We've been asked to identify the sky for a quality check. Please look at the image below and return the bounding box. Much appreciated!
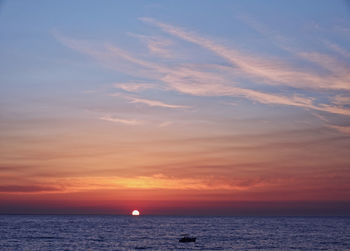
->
[1,0,350,215]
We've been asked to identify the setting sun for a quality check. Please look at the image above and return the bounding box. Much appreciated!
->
[132,210,140,216]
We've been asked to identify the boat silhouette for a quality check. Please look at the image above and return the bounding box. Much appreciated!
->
[179,234,196,243]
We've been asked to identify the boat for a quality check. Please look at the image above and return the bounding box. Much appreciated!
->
[179,234,196,243]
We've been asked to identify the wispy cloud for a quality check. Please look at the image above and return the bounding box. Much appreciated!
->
[325,41,350,59]
[110,92,189,109]
[104,45,322,111]
[331,95,350,106]
[108,174,267,191]
[144,17,350,90]
[100,115,142,125]
[234,16,350,91]
[114,82,158,92]
[159,121,173,128]
[127,96,189,109]
[327,125,350,135]
[47,174,269,191]
[0,185,62,193]
[55,19,350,116]
[138,18,350,114]
[128,33,174,58]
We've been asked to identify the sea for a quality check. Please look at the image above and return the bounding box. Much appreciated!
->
[0,215,349,250]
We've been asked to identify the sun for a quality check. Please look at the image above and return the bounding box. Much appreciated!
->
[132,209,140,216]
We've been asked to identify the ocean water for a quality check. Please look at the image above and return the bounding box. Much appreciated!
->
[0,215,349,250]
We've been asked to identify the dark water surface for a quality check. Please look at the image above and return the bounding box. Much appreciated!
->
[0,215,349,250]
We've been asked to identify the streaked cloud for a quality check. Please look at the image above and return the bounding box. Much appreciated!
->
[114,82,158,92]
[108,174,261,191]
[110,91,189,109]
[127,96,189,109]
[99,115,142,125]
[128,33,174,58]
[228,16,350,91]
[325,41,350,59]
[159,121,173,128]
[331,95,350,106]
[56,19,350,117]
[143,18,349,90]
[328,125,350,135]
[0,185,62,193]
